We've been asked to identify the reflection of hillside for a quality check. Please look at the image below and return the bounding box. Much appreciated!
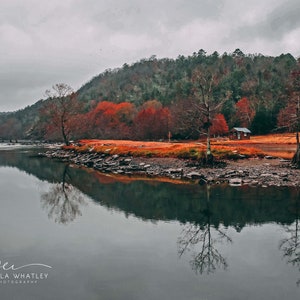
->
[73,177,299,229]
[0,149,67,182]
[0,149,299,228]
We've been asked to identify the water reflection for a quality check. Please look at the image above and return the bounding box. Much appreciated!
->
[0,148,298,228]
[279,189,300,285]
[178,185,232,274]
[40,165,86,224]
[1,148,300,300]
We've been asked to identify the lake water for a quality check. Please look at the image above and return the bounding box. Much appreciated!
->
[0,146,299,300]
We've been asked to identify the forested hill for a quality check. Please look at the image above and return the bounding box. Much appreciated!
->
[0,49,299,140]
[78,49,298,135]
[78,50,296,107]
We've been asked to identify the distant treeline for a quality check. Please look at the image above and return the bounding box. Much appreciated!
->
[0,49,299,141]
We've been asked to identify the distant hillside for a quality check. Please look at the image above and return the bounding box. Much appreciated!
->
[78,50,296,106]
[0,99,46,140]
[0,49,298,140]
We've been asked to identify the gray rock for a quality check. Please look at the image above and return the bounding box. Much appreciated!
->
[166,168,183,174]
[119,158,132,166]
[186,172,205,179]
[260,173,273,177]
[229,178,242,186]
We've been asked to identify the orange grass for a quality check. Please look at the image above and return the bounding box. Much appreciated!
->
[66,139,206,158]
[214,133,297,145]
[63,133,297,159]
[213,133,297,159]
[261,151,294,159]
[64,139,266,159]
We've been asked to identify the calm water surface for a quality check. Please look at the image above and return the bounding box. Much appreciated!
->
[0,146,299,300]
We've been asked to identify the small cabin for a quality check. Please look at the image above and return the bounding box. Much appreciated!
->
[230,127,251,140]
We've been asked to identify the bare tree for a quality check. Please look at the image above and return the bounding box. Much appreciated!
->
[41,83,82,145]
[191,66,230,164]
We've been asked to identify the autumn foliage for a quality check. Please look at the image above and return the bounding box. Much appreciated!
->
[56,99,172,141]
[133,106,171,140]
[84,101,136,139]
[210,114,229,136]
[235,97,255,128]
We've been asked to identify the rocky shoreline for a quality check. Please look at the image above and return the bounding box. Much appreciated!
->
[41,149,300,187]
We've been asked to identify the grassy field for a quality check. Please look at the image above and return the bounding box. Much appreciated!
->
[65,133,297,160]
[216,133,297,159]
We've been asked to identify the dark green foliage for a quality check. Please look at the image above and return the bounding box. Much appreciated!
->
[77,51,297,109]
[251,109,276,134]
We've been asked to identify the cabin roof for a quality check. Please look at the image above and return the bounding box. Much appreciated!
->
[232,127,251,133]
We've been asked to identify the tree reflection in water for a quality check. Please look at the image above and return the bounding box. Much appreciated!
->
[40,165,86,224]
[178,185,232,274]
[279,188,300,286]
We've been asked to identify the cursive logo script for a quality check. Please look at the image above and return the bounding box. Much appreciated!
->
[0,260,52,271]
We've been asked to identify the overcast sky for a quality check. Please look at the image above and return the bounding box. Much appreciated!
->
[1,0,299,111]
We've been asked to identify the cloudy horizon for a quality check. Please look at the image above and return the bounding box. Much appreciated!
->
[1,0,299,112]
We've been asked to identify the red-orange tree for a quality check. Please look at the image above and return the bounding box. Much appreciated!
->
[85,101,136,139]
[133,100,171,140]
[210,113,229,136]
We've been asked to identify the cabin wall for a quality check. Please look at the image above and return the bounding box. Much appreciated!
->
[229,131,251,140]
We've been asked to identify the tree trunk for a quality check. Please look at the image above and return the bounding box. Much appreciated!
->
[206,126,214,165]
[292,131,300,168]
[205,104,214,165]
[61,120,69,146]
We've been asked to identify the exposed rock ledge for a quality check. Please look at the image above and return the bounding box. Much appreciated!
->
[40,149,300,187]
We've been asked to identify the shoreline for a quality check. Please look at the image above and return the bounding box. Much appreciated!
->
[41,149,300,187]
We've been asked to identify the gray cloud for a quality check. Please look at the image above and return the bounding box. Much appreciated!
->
[267,0,300,37]
[0,0,299,111]
[227,0,300,44]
